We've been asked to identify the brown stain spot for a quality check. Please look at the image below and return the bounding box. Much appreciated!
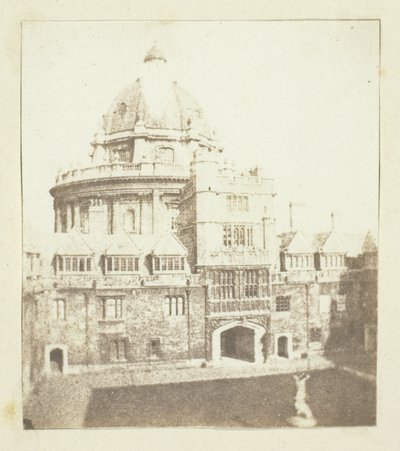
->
[3,402,17,424]
[379,68,386,77]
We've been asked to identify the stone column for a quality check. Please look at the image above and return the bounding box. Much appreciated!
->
[66,203,73,231]
[74,203,80,231]
[112,201,120,234]
[139,199,143,235]
[55,203,62,233]
[107,200,113,234]
[152,189,160,234]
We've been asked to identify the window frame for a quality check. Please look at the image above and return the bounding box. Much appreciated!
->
[52,299,66,320]
[110,338,127,361]
[164,295,186,316]
[153,256,185,273]
[56,255,93,273]
[276,295,291,312]
[102,297,124,320]
[105,255,139,273]
[244,269,259,298]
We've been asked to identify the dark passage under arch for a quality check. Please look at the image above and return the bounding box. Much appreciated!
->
[220,326,255,362]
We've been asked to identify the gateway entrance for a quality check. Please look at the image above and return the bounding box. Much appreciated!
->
[212,321,265,363]
[220,326,255,362]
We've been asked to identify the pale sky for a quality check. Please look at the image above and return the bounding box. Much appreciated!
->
[22,21,379,240]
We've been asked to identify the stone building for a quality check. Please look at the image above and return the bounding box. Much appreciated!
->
[22,45,377,385]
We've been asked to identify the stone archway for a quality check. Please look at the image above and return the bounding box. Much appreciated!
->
[212,321,265,364]
[274,333,293,359]
[277,336,288,358]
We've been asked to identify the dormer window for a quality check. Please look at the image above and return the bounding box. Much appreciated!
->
[286,254,313,270]
[105,256,139,273]
[56,255,93,273]
[152,256,185,273]
[321,254,345,269]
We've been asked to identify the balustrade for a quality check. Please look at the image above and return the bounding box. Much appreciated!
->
[55,162,188,185]
[208,298,270,316]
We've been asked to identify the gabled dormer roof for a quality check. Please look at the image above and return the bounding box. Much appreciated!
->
[104,229,141,255]
[151,232,187,256]
[315,230,347,254]
[54,229,94,255]
[279,231,314,254]
[312,232,331,250]
[279,231,296,250]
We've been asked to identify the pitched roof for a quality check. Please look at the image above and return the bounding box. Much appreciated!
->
[104,230,141,255]
[279,231,314,253]
[279,232,297,250]
[312,232,331,250]
[54,230,94,255]
[311,230,348,254]
[341,233,366,257]
[151,232,187,256]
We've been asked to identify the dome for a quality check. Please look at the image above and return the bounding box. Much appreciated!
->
[102,47,212,139]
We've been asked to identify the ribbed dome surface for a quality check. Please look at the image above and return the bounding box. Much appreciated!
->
[103,78,212,139]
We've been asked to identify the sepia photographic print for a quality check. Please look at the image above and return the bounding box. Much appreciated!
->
[21,20,379,430]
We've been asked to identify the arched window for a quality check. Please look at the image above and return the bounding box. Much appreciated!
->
[170,297,177,315]
[124,209,136,233]
[177,296,185,315]
[164,296,185,316]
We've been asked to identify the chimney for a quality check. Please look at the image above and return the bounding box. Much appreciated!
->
[330,212,335,231]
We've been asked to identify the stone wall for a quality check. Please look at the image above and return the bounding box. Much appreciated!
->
[24,284,206,379]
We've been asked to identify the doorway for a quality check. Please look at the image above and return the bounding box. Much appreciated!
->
[49,348,64,373]
[277,336,289,358]
[220,326,255,362]
[212,321,266,363]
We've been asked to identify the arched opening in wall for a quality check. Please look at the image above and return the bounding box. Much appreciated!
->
[49,348,63,374]
[277,336,289,358]
[124,209,136,233]
[212,321,265,364]
[220,326,255,362]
